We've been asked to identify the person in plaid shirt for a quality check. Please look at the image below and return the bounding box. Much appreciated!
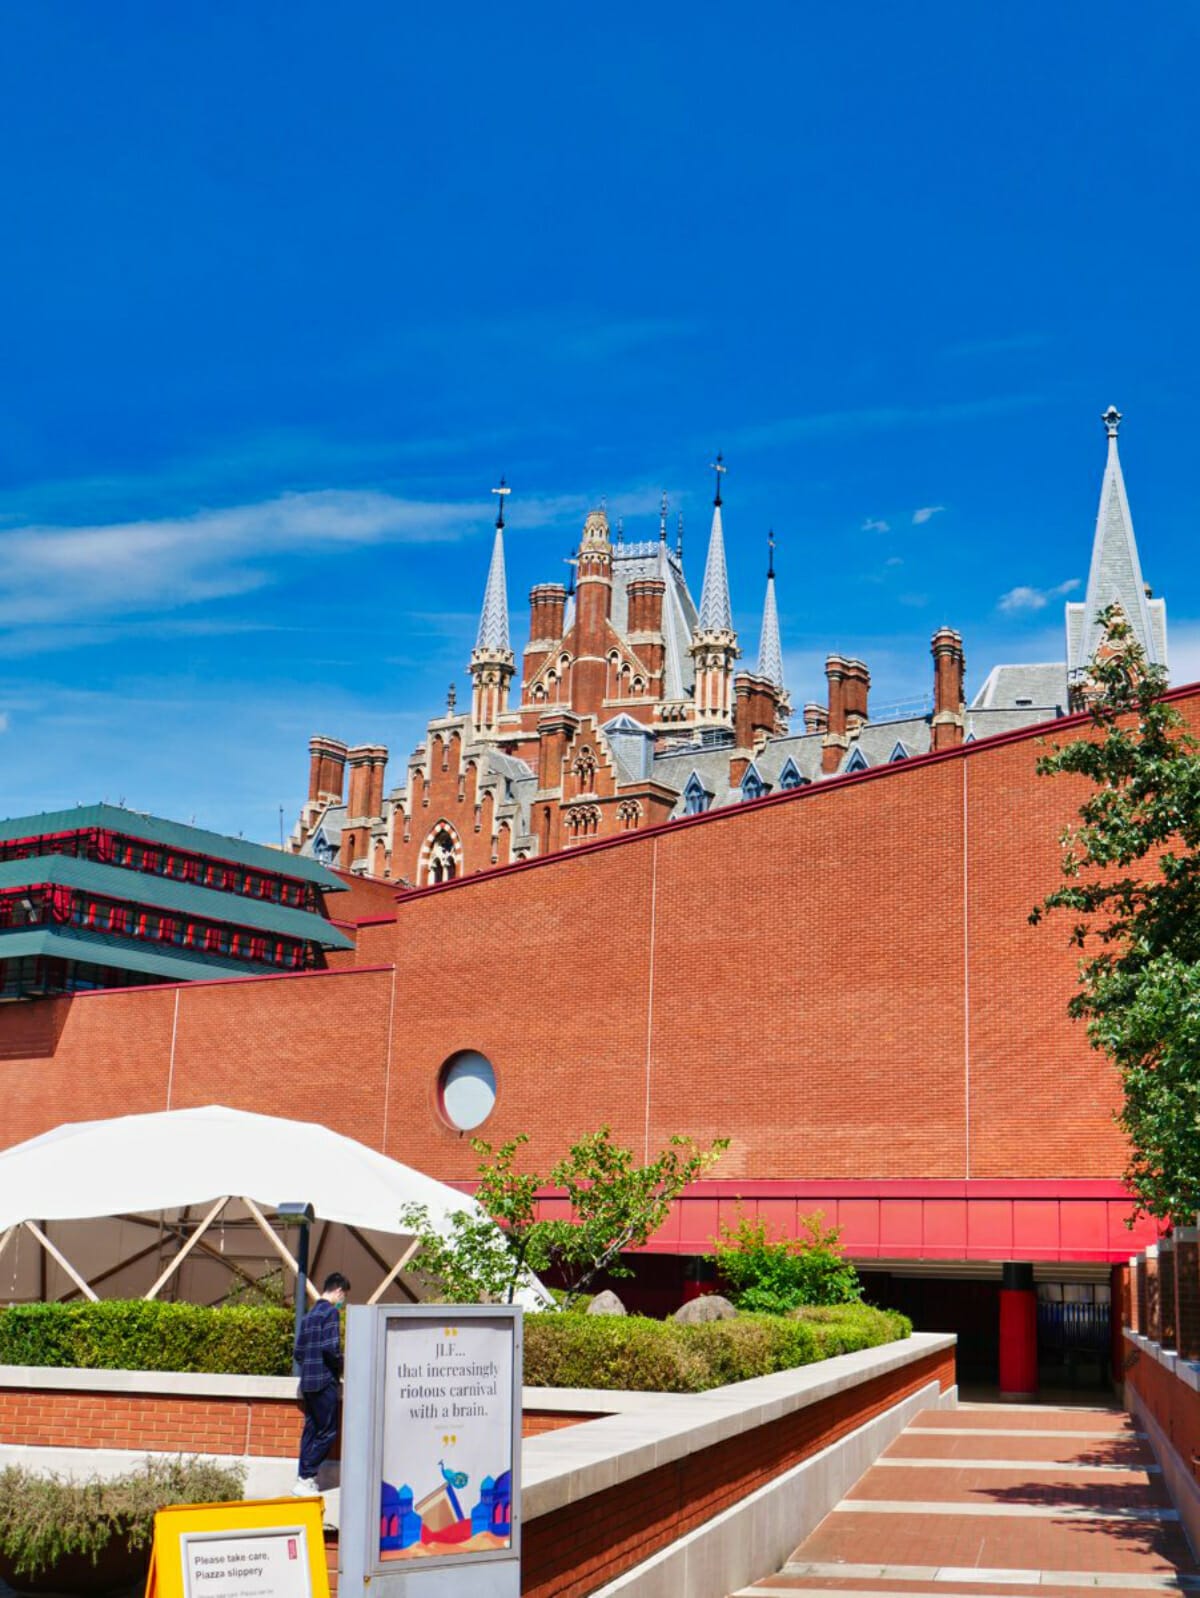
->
[293,1271,350,1494]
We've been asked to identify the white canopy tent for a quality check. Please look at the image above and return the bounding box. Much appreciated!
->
[0,1106,549,1310]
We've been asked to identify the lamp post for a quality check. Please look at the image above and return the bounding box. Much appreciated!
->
[278,1202,315,1376]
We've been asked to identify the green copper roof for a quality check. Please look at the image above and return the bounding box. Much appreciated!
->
[0,804,345,892]
[0,927,277,984]
[0,856,353,950]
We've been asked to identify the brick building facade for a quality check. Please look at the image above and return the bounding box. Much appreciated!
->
[288,408,1167,889]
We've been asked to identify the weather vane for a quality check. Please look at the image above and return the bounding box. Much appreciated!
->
[711,451,726,506]
[768,528,775,579]
[491,475,511,528]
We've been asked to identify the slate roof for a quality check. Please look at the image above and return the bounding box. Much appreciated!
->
[0,804,344,891]
[474,523,511,653]
[0,855,353,949]
[696,503,734,634]
[1066,416,1161,678]
[970,662,1069,711]
[0,926,276,983]
[757,572,785,688]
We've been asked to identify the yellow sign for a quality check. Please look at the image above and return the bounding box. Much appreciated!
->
[144,1497,330,1598]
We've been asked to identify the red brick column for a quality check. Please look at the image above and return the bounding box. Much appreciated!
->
[1175,1226,1200,1362]
[1129,1255,1143,1334]
[1134,1253,1148,1334]
[1159,1237,1177,1351]
[1145,1246,1162,1344]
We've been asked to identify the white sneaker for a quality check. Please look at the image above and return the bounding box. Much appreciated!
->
[293,1476,320,1496]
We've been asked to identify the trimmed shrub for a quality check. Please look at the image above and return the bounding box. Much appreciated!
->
[0,1457,245,1578]
[525,1303,907,1392]
[0,1302,294,1376]
[711,1211,864,1312]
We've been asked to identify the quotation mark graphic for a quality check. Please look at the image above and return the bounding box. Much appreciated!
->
[441,1433,458,1446]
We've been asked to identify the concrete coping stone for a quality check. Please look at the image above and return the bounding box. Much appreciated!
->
[521,1331,954,1522]
[1125,1329,1200,1393]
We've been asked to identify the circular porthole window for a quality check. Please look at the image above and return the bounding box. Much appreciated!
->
[438,1051,497,1131]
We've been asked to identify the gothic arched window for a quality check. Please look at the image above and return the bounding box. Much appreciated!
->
[426,828,458,884]
[740,765,768,801]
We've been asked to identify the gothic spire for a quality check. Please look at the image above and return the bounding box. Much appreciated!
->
[757,530,785,688]
[474,478,511,652]
[1066,407,1161,678]
[696,457,734,634]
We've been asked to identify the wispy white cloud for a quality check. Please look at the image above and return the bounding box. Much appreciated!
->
[998,577,1081,613]
[942,333,1048,360]
[862,517,891,533]
[885,556,904,567]
[733,392,1046,450]
[0,713,9,733]
[911,505,945,525]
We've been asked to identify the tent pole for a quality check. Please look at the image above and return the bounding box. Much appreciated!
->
[242,1198,318,1303]
[22,1221,98,1302]
[367,1239,422,1305]
[144,1196,230,1301]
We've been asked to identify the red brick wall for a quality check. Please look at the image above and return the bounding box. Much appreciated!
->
[0,1386,595,1456]
[1124,1336,1200,1485]
[0,1388,302,1457]
[5,696,1199,1187]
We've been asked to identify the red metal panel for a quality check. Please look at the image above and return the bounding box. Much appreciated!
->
[879,1199,924,1257]
[834,1199,880,1256]
[1012,1199,1061,1259]
[676,1196,721,1254]
[966,1199,1014,1256]
[754,1197,799,1239]
[920,1200,968,1259]
[1059,1200,1110,1257]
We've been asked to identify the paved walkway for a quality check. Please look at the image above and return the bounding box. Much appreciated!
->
[733,1402,1199,1597]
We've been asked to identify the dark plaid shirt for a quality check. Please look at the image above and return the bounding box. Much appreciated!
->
[294,1298,343,1392]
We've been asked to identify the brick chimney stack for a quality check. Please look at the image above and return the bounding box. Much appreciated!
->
[573,510,614,718]
[308,736,348,805]
[523,583,567,697]
[803,702,828,735]
[821,656,869,774]
[930,627,966,752]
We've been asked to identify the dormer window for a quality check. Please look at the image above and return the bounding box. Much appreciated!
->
[778,759,805,792]
[740,765,768,801]
[844,747,869,773]
[889,741,909,763]
[683,772,712,815]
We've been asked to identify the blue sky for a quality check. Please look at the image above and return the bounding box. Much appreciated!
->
[1,4,1197,839]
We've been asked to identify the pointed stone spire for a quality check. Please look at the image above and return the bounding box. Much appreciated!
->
[659,491,668,543]
[474,478,511,652]
[756,530,785,688]
[697,456,734,634]
[1066,407,1163,686]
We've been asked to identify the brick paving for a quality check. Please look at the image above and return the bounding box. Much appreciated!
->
[733,1403,1199,1598]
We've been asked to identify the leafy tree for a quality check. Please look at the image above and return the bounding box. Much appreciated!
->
[709,1209,863,1313]
[401,1126,727,1308]
[1031,604,1200,1220]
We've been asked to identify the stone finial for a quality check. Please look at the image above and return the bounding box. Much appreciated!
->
[1103,405,1122,439]
[446,682,457,712]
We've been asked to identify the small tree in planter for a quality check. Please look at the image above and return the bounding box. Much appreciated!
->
[401,1125,727,1308]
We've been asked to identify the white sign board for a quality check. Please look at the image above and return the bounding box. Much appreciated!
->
[378,1315,515,1564]
[340,1305,522,1596]
[183,1528,313,1597]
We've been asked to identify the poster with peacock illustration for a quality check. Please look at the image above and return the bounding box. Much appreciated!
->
[377,1315,516,1562]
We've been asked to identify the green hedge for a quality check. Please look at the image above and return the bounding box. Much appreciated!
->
[0,1301,293,1376]
[524,1303,910,1393]
[0,1299,909,1391]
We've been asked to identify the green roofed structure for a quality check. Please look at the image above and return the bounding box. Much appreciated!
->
[0,803,352,1001]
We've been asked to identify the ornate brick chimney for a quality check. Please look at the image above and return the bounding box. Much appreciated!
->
[307,736,348,806]
[822,656,869,774]
[930,627,966,752]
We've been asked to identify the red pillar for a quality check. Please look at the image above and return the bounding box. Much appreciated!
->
[999,1262,1038,1400]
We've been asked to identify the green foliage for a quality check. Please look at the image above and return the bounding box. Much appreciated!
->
[0,1457,245,1578]
[402,1126,729,1309]
[523,1304,907,1392]
[1032,605,1200,1219]
[0,1301,293,1375]
[710,1210,864,1312]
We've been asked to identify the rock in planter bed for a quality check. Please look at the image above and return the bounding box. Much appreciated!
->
[673,1293,737,1325]
[586,1290,627,1315]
